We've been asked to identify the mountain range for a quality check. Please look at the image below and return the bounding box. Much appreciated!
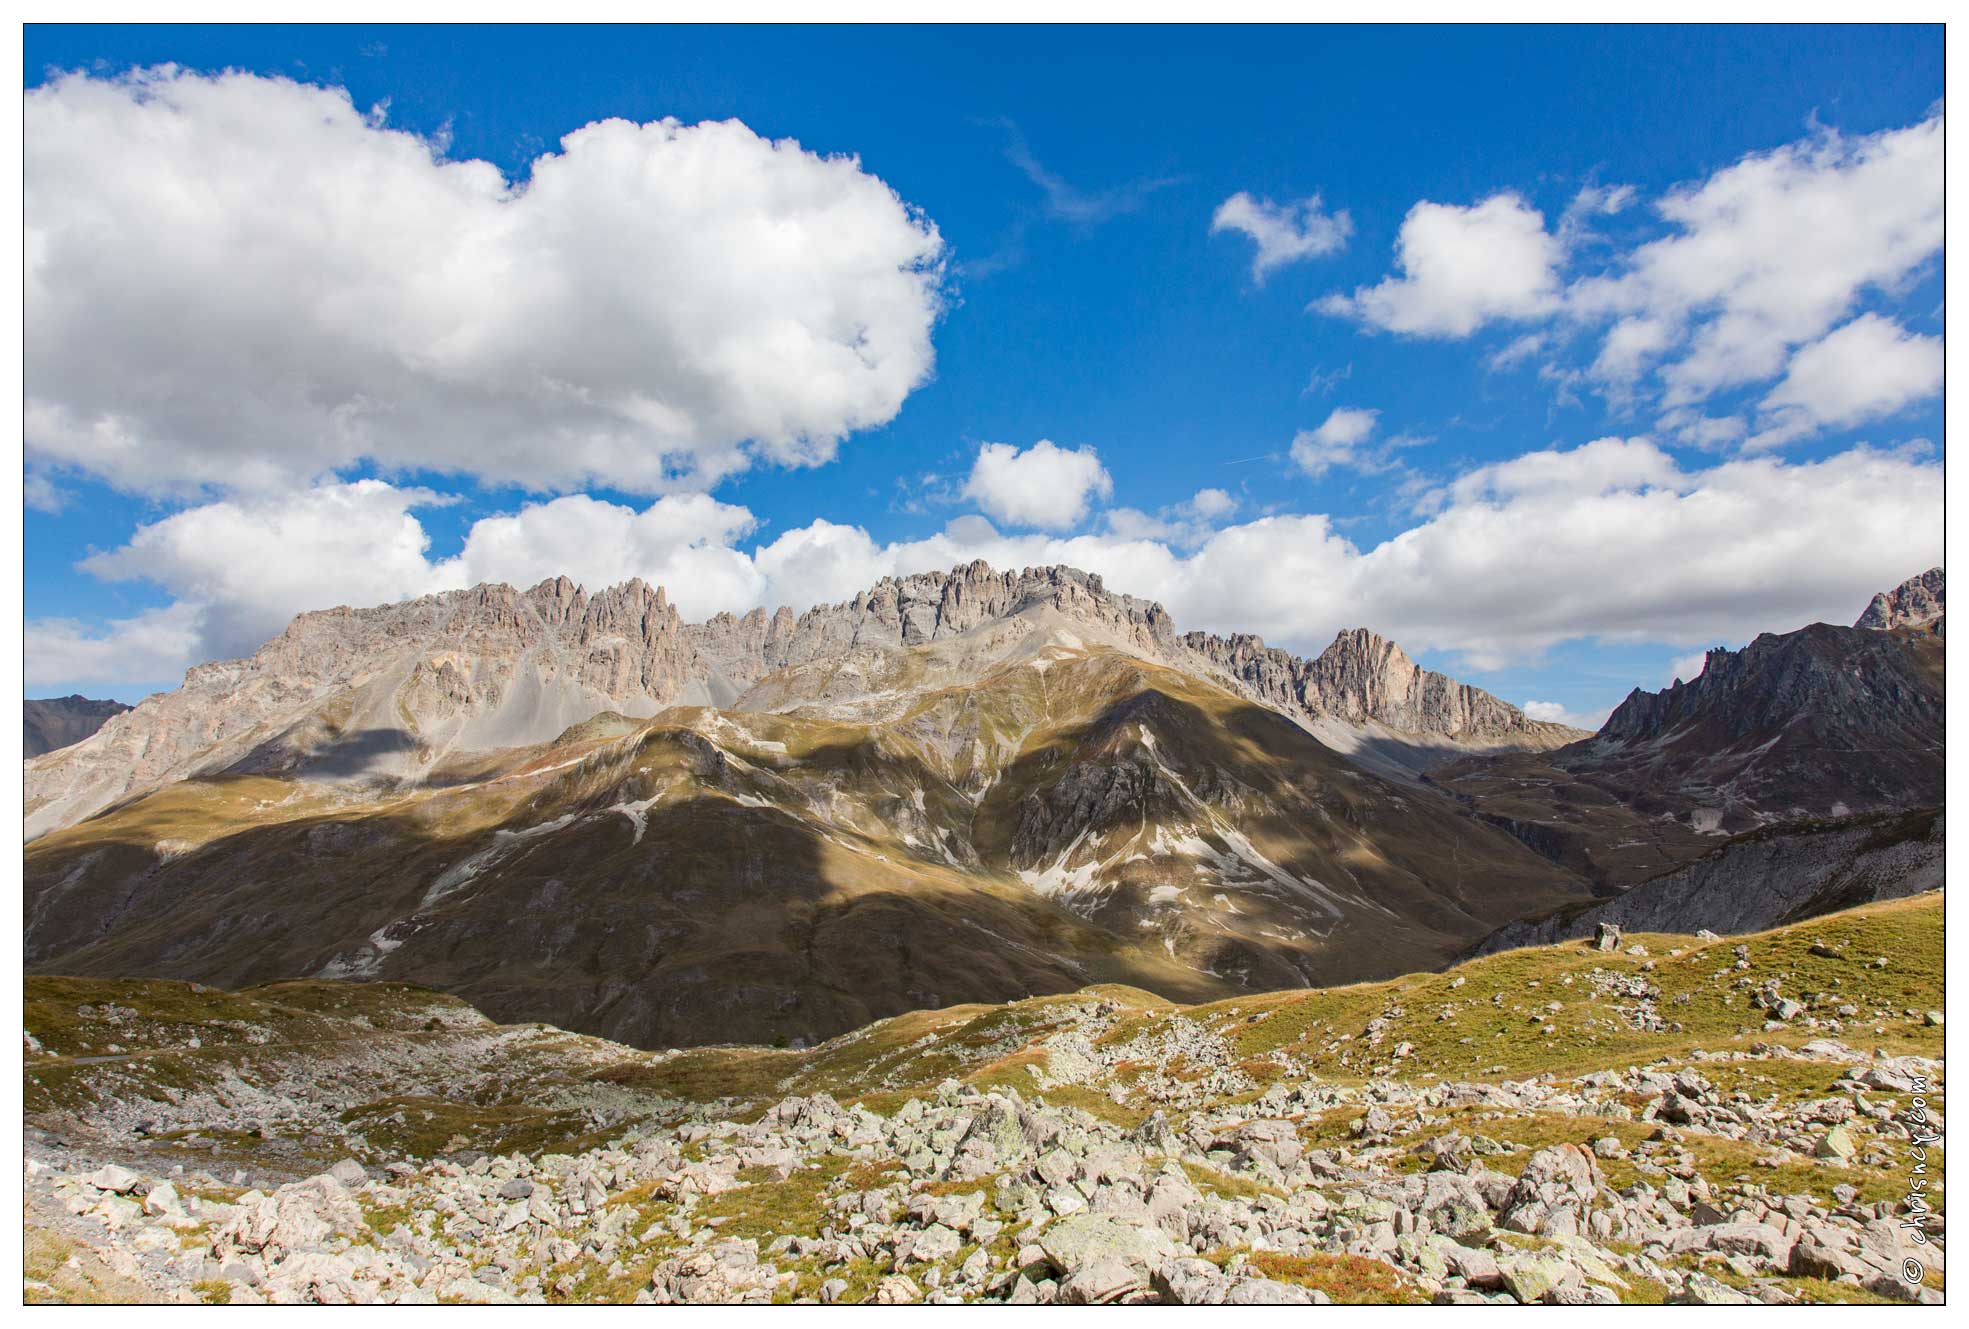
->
[24,563,1575,841]
[21,563,1943,1051]
[23,695,130,758]
[1434,568,1944,892]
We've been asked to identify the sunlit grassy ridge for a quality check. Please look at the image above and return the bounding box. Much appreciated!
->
[609,891,1943,1115]
[27,893,1941,1140]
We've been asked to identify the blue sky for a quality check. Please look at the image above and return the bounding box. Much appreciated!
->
[23,25,1945,723]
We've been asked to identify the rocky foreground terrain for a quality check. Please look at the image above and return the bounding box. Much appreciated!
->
[25,893,1944,1305]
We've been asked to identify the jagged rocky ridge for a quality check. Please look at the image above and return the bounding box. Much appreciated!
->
[1856,566,1943,633]
[1182,628,1570,778]
[25,695,132,758]
[25,562,1572,840]
[1579,621,1943,816]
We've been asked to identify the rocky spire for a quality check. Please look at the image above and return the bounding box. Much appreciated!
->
[1856,567,1944,634]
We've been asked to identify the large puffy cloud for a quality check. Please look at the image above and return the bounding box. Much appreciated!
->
[1211,191,1352,281]
[26,66,945,496]
[1325,114,1943,443]
[962,440,1114,530]
[41,441,1940,692]
[1521,699,1614,730]
[438,492,764,620]
[1748,313,1943,450]
[79,481,457,661]
[76,482,768,661]
[1319,193,1562,336]
[1572,114,1942,409]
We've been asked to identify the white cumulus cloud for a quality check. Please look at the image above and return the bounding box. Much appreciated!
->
[39,441,1941,695]
[1748,313,1943,449]
[75,482,771,663]
[1104,488,1243,546]
[1291,407,1382,478]
[1319,193,1562,337]
[1520,700,1611,731]
[25,603,204,692]
[1665,650,1715,687]
[26,66,947,496]
[1571,112,1943,413]
[962,440,1114,530]
[79,481,459,661]
[1211,191,1352,281]
[1325,113,1943,436]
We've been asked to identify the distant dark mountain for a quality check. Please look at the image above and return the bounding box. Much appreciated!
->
[1435,588,1944,893]
[23,695,131,758]
[1582,620,1943,815]
[1470,806,1942,956]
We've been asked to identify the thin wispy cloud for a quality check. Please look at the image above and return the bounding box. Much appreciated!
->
[1302,363,1353,397]
[984,116,1185,226]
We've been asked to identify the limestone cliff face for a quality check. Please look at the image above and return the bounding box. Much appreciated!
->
[1178,626,1574,744]
[688,562,1180,696]
[1856,566,1944,634]
[25,577,702,839]
[25,562,1557,839]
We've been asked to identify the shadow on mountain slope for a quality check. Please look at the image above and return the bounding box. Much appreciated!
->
[24,665,1591,1051]
[24,784,1226,1050]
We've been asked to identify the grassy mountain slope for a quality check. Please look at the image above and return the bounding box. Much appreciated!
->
[26,645,1584,1050]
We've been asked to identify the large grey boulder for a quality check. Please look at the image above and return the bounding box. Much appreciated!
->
[1498,1145,1602,1238]
[1038,1214,1179,1280]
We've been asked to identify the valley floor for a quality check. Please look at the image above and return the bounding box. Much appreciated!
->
[23,893,1946,1305]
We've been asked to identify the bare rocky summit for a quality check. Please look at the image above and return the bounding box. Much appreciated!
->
[25,562,1567,840]
[1182,626,1577,778]
[1856,566,1943,634]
